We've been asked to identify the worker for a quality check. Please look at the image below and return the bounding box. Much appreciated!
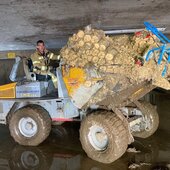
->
[30,40,60,88]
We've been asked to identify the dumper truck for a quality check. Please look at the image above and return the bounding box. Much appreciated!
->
[0,22,168,164]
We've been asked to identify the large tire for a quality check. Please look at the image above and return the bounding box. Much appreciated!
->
[132,101,159,138]
[9,105,51,146]
[80,110,129,164]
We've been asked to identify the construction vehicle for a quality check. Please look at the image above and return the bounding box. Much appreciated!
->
[0,22,168,164]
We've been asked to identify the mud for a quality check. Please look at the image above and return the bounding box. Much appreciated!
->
[0,91,170,169]
[61,28,170,93]
[60,28,170,110]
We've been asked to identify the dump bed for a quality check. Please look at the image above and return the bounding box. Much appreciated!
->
[61,22,170,109]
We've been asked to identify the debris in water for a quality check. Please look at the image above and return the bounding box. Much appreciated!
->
[126,147,141,153]
[129,162,151,169]
[129,163,140,169]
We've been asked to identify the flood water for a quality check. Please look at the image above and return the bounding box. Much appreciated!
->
[1,90,170,170]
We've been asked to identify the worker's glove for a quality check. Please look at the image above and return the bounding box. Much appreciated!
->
[35,66,41,70]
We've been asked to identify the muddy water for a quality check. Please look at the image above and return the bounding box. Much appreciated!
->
[0,91,170,170]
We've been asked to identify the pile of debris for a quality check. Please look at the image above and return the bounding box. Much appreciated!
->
[60,26,170,104]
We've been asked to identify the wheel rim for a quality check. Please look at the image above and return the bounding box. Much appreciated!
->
[88,125,108,151]
[18,117,38,137]
[21,151,39,168]
[122,107,152,132]
[140,115,152,131]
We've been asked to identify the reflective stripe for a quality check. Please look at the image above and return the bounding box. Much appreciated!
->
[38,57,43,60]
[41,66,47,71]
[51,76,57,88]
[49,53,54,59]
[33,61,41,64]
[33,68,37,72]
[57,55,61,60]
[45,72,57,88]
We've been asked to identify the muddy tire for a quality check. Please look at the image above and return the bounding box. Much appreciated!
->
[132,101,159,138]
[9,105,51,146]
[80,110,129,164]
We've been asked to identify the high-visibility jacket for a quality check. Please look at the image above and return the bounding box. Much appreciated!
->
[30,50,60,88]
[30,50,60,74]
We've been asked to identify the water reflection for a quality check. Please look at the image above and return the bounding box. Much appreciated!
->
[0,91,170,169]
[9,145,52,170]
[0,124,167,170]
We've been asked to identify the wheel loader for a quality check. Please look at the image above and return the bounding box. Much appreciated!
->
[0,22,168,164]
